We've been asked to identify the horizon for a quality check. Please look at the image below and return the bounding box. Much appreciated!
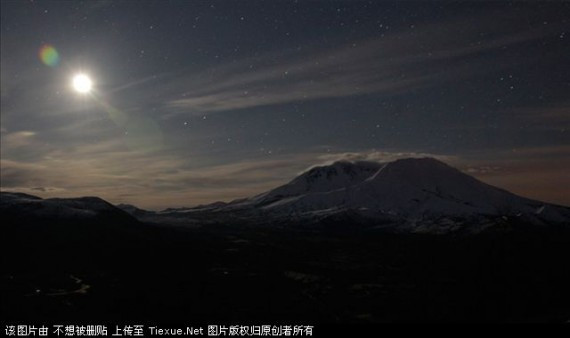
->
[1,1,569,210]
[1,155,568,212]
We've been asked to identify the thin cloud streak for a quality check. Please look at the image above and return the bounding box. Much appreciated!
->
[459,145,570,207]
[159,15,554,116]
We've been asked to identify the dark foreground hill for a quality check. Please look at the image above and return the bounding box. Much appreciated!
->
[2,191,570,323]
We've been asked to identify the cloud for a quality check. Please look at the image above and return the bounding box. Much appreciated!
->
[465,166,503,175]
[1,186,66,194]
[64,8,555,119]
[453,145,570,206]
[1,131,36,148]
[155,13,555,116]
[315,151,456,166]
[164,42,433,114]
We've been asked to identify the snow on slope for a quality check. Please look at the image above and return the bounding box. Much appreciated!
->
[216,158,570,228]
[228,160,382,209]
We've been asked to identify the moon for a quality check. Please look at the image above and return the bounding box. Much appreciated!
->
[72,74,92,93]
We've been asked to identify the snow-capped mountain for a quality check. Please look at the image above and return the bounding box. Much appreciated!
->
[9,158,566,234]
[189,157,570,233]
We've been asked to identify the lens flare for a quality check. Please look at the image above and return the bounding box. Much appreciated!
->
[39,44,60,67]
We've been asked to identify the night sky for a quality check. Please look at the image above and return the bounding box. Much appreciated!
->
[1,1,568,210]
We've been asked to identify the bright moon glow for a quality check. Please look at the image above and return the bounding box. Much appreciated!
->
[72,74,92,93]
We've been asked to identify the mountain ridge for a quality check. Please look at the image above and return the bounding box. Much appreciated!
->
[150,157,570,233]
[1,191,137,225]
[3,157,569,234]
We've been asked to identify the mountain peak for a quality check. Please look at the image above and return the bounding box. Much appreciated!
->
[303,160,383,181]
[368,157,463,183]
[378,157,456,175]
[305,157,451,179]
[225,157,569,228]
[108,157,569,234]
[259,160,382,199]
[389,156,449,167]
